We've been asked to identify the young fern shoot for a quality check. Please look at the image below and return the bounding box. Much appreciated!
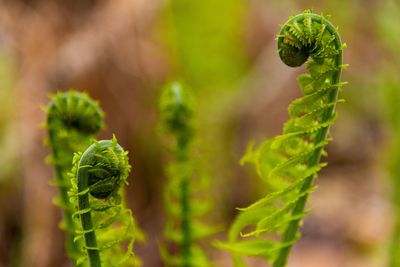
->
[69,137,144,267]
[159,82,213,267]
[46,91,104,262]
[220,11,347,267]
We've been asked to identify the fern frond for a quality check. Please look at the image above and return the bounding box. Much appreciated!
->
[159,82,215,267]
[221,11,346,267]
[69,137,144,267]
[45,90,104,263]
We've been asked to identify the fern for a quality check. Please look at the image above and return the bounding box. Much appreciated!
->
[218,11,347,267]
[45,90,104,263]
[159,82,214,267]
[69,137,144,267]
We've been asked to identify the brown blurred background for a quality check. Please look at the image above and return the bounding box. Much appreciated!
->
[0,0,398,266]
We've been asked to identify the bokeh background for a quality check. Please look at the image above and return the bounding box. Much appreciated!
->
[0,0,399,266]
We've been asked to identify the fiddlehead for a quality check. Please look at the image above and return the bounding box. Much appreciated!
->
[46,90,104,262]
[219,11,347,267]
[159,82,214,267]
[70,137,144,267]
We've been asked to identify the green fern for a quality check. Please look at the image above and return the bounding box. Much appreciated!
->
[45,90,104,263]
[218,11,347,267]
[159,82,214,267]
[69,137,144,267]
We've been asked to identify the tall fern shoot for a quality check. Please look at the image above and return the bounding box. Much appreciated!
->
[159,82,214,267]
[45,91,104,263]
[219,11,347,267]
[69,137,144,267]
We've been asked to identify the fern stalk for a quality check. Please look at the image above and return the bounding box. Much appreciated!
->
[177,136,192,267]
[46,91,104,263]
[219,11,346,267]
[273,13,343,266]
[49,141,79,257]
[160,82,194,266]
[70,137,143,267]
[160,82,213,267]
[75,143,104,267]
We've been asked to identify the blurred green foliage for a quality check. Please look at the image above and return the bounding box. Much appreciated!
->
[375,2,400,266]
[157,0,253,230]
[166,0,248,89]
[159,82,215,267]
[0,51,18,184]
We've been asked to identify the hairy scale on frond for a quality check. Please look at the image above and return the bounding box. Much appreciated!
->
[69,137,144,267]
[218,10,347,267]
[46,90,104,263]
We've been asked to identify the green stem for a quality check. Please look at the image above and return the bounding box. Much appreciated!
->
[48,131,81,263]
[46,91,104,266]
[273,14,343,267]
[177,137,192,267]
[76,142,116,267]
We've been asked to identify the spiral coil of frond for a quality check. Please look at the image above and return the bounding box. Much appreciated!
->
[46,90,104,262]
[70,137,144,267]
[218,11,347,267]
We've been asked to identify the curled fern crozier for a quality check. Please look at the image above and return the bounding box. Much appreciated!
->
[70,137,144,267]
[220,11,347,267]
[46,90,104,262]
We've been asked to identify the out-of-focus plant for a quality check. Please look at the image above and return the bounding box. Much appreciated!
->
[162,0,249,220]
[380,71,400,267]
[166,0,247,89]
[69,137,144,267]
[159,82,214,267]
[45,91,104,263]
[376,0,400,56]
[0,52,18,184]
[376,1,400,265]
[217,11,347,267]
